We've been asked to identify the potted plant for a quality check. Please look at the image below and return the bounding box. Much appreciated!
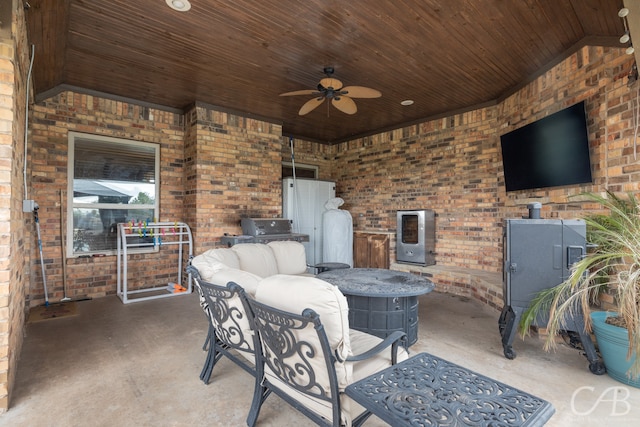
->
[520,191,640,387]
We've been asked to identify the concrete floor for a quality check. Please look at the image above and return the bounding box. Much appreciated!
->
[2,290,640,426]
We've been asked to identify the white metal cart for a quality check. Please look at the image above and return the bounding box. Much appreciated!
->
[117,221,193,304]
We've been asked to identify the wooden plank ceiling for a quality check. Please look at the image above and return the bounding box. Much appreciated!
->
[25,0,626,144]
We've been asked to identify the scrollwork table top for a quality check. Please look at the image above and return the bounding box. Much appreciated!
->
[345,352,555,427]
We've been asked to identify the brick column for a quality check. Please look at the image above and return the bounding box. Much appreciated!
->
[185,103,283,254]
[0,0,30,412]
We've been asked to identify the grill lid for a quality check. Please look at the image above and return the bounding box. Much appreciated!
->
[241,218,293,236]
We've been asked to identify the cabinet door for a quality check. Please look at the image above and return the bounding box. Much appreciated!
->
[353,234,370,268]
[353,233,390,268]
[506,220,563,308]
[369,234,390,269]
[282,178,335,266]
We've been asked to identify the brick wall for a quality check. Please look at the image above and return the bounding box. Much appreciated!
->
[26,98,285,303]
[1,0,29,413]
[280,137,334,181]
[332,108,502,271]
[23,46,639,310]
[184,103,284,253]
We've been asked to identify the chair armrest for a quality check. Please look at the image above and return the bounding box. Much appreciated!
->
[186,265,201,280]
[344,330,406,364]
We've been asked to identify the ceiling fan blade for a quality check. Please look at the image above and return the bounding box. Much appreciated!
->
[319,77,343,90]
[340,86,381,98]
[299,97,325,115]
[332,96,357,115]
[280,89,317,96]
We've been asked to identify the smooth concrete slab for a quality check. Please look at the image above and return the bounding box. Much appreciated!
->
[2,291,639,426]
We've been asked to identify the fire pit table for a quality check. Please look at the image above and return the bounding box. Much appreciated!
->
[346,352,555,427]
[317,268,434,346]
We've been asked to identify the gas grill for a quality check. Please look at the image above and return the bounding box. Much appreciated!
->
[220,218,309,247]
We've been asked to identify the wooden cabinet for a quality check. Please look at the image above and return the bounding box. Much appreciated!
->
[354,233,390,269]
[353,234,370,267]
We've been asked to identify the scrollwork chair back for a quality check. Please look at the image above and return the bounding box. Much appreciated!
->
[187,266,259,382]
[247,299,342,427]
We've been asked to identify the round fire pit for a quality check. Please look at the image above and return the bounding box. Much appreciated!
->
[317,268,435,346]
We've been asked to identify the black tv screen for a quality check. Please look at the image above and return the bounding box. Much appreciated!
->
[500,101,592,192]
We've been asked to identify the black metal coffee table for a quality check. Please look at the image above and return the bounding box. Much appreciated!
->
[317,268,434,346]
[346,352,555,427]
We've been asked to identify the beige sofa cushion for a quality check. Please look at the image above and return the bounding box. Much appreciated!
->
[255,274,351,424]
[232,244,279,278]
[347,329,409,378]
[191,248,240,281]
[207,268,261,297]
[263,329,409,426]
[267,241,308,275]
[255,275,405,426]
[213,288,257,365]
[255,274,351,359]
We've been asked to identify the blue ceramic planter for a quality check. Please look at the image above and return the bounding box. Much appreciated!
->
[591,311,640,388]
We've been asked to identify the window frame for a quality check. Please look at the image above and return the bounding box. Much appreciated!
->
[282,161,318,179]
[67,132,160,257]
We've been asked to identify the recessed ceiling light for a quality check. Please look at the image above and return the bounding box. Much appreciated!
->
[400,100,414,106]
[166,0,191,12]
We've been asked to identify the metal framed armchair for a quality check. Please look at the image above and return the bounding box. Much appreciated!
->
[187,265,260,384]
[246,275,408,427]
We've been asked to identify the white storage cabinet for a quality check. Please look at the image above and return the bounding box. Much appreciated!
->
[282,178,335,267]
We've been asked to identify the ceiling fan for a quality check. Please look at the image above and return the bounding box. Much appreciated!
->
[280,67,381,116]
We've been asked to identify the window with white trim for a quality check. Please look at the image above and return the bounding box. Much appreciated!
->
[68,132,159,256]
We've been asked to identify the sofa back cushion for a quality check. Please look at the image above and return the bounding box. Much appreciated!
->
[255,275,351,360]
[267,241,308,275]
[207,268,261,297]
[191,248,240,281]
[254,275,353,423]
[232,244,279,278]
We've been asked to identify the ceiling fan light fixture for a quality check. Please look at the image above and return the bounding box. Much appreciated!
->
[621,32,630,44]
[166,0,191,12]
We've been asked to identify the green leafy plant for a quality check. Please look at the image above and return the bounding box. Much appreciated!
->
[520,191,640,379]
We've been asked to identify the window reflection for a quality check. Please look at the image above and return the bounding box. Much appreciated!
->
[73,208,155,253]
[70,133,159,255]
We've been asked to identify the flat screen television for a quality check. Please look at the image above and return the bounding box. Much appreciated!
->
[500,101,592,192]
